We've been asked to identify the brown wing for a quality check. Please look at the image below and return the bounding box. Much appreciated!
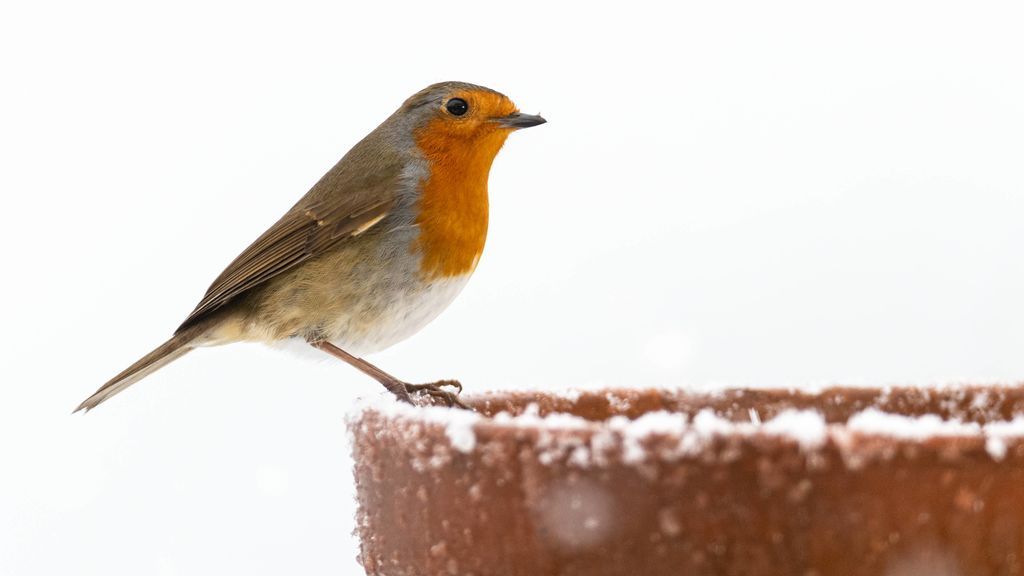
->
[175,166,398,333]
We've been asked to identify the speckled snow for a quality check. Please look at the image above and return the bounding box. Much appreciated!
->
[847,408,983,439]
[349,391,1024,466]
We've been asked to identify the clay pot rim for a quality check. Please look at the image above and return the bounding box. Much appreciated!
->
[350,385,1024,455]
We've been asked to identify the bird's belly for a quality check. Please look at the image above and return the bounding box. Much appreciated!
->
[263,271,471,359]
[325,271,471,355]
[241,222,480,358]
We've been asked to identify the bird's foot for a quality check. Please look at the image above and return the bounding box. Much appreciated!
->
[405,380,470,410]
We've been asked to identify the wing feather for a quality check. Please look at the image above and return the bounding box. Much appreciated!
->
[175,179,396,333]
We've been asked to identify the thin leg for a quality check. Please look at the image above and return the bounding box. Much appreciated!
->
[310,340,414,404]
[309,341,468,408]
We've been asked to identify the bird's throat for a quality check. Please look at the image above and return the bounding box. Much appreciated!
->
[413,123,509,280]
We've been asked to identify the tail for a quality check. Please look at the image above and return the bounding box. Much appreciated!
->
[74,327,203,413]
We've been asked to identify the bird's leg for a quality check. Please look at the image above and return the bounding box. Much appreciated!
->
[308,341,468,408]
[309,340,413,404]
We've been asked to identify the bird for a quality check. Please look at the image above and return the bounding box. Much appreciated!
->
[75,81,545,412]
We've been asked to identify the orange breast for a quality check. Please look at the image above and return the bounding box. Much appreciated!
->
[413,118,510,280]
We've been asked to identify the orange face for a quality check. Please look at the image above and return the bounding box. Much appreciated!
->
[422,89,520,142]
[413,89,520,280]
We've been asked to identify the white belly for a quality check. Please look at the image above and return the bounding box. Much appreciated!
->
[330,273,471,355]
[269,272,472,359]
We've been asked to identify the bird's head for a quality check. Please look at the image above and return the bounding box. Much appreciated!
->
[397,81,545,161]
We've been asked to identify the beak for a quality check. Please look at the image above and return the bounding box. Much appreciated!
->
[497,112,547,129]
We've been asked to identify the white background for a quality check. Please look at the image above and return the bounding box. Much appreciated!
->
[2,0,1024,574]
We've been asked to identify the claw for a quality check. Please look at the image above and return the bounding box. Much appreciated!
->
[404,380,471,410]
[435,379,462,394]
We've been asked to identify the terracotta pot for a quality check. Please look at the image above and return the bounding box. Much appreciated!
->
[348,386,1024,575]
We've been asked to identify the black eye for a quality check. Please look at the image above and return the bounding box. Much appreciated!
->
[445,98,469,116]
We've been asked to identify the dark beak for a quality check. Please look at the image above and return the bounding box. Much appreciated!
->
[497,112,547,129]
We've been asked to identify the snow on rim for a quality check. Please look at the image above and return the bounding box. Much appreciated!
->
[348,392,1024,462]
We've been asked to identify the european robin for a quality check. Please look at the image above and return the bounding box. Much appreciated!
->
[76,81,545,412]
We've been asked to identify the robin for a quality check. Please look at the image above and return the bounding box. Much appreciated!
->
[75,81,545,412]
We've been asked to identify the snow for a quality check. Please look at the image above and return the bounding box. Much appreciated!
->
[493,402,592,430]
[443,410,478,453]
[762,409,828,450]
[350,390,1024,465]
[982,414,1024,438]
[986,437,1008,460]
[847,409,982,439]
[842,409,1024,462]
[981,415,1024,460]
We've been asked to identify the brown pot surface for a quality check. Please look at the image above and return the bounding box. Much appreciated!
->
[347,386,1024,576]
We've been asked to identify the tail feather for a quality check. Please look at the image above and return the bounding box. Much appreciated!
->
[75,330,200,413]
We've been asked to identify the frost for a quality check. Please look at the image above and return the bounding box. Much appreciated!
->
[349,390,1024,466]
[762,409,828,450]
[692,409,736,437]
[847,409,981,439]
[748,408,761,424]
[985,437,1007,461]
[444,411,478,453]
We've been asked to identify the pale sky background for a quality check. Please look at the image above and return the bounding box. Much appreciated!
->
[2,0,1024,574]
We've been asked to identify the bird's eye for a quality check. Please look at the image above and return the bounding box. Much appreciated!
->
[445,98,469,116]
